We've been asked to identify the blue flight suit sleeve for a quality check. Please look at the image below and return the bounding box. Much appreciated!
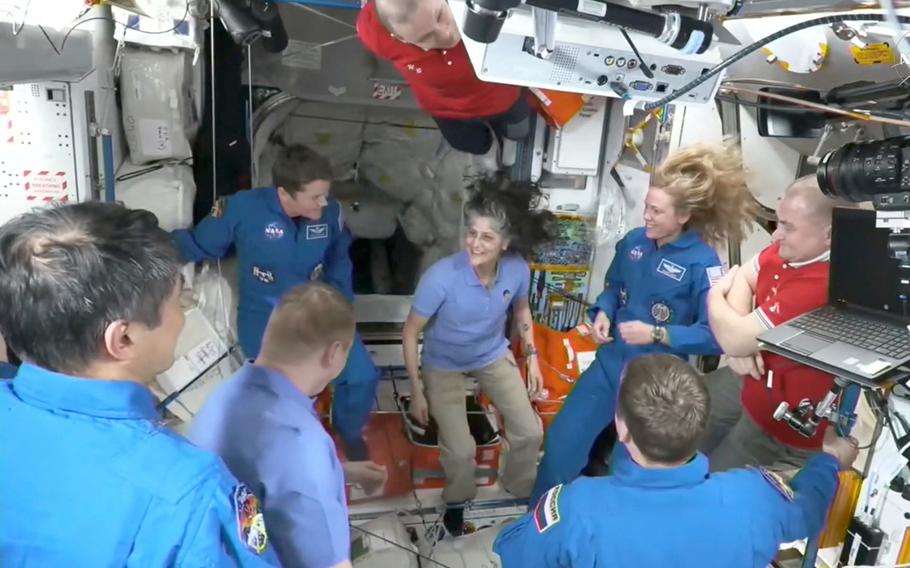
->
[665,259,721,355]
[177,470,280,567]
[747,454,840,564]
[587,235,627,323]
[265,439,350,568]
[324,201,354,301]
[172,196,241,263]
[494,483,596,568]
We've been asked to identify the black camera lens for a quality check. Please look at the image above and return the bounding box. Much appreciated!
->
[818,137,910,203]
[463,0,520,44]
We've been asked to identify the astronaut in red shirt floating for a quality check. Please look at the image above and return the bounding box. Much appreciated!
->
[704,175,858,473]
[357,0,531,173]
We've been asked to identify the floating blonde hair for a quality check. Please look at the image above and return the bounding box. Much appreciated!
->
[652,142,758,245]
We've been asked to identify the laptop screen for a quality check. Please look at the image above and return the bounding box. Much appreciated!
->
[829,207,904,319]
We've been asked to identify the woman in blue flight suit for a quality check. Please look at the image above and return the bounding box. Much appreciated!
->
[531,143,758,503]
[173,144,379,460]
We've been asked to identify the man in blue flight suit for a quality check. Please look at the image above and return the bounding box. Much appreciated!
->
[190,283,387,568]
[494,354,858,568]
[531,224,724,504]
[173,144,379,460]
[0,202,277,566]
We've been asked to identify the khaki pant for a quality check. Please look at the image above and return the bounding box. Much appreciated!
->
[423,353,543,504]
[701,366,814,476]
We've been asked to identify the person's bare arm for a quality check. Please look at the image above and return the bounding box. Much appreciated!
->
[707,266,764,357]
[403,311,431,423]
[726,254,759,316]
[513,296,542,396]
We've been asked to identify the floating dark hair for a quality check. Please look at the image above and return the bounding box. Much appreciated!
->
[463,175,556,258]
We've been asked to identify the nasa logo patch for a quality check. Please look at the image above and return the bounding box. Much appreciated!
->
[656,258,686,282]
[264,222,285,240]
[628,246,645,261]
[650,301,672,323]
[233,483,269,555]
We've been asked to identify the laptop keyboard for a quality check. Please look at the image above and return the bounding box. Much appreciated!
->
[790,307,910,360]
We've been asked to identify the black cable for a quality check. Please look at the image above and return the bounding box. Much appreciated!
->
[348,523,457,568]
[856,390,890,450]
[643,13,910,111]
[620,28,654,79]
[41,0,191,55]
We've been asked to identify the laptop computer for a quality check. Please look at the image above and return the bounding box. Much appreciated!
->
[757,207,910,381]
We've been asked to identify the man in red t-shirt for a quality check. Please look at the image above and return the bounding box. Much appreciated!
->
[356,0,530,173]
[703,176,857,473]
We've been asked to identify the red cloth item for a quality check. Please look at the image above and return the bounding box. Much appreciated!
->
[356,1,521,120]
[741,242,834,449]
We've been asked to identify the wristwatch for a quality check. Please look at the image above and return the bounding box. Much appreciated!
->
[651,326,666,344]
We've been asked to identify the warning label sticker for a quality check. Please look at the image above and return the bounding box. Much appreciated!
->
[850,43,895,65]
[24,170,69,203]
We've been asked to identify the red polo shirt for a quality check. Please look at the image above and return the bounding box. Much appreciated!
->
[356,1,522,120]
[741,242,834,449]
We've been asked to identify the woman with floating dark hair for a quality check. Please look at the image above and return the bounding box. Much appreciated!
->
[402,176,555,536]
[531,142,759,504]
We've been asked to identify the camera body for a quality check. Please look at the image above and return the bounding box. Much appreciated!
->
[818,137,910,208]
[818,136,910,261]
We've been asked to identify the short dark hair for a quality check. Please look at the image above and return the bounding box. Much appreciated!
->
[617,354,710,464]
[271,144,333,195]
[0,202,181,375]
[260,282,355,362]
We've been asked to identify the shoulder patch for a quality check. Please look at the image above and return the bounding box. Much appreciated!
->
[533,484,563,533]
[756,467,794,502]
[211,197,226,218]
[706,265,725,287]
[234,484,269,555]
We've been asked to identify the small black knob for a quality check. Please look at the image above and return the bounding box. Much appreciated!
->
[597,75,609,86]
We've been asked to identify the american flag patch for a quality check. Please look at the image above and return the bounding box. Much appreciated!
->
[533,484,563,533]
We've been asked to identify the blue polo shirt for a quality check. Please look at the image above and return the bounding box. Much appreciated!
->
[0,364,277,566]
[413,251,530,371]
[189,363,350,568]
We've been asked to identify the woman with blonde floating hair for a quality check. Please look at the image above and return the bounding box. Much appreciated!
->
[530,143,757,504]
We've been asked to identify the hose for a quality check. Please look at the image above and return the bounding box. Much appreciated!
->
[643,13,910,111]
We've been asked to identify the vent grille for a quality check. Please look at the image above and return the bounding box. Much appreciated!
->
[549,45,580,83]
